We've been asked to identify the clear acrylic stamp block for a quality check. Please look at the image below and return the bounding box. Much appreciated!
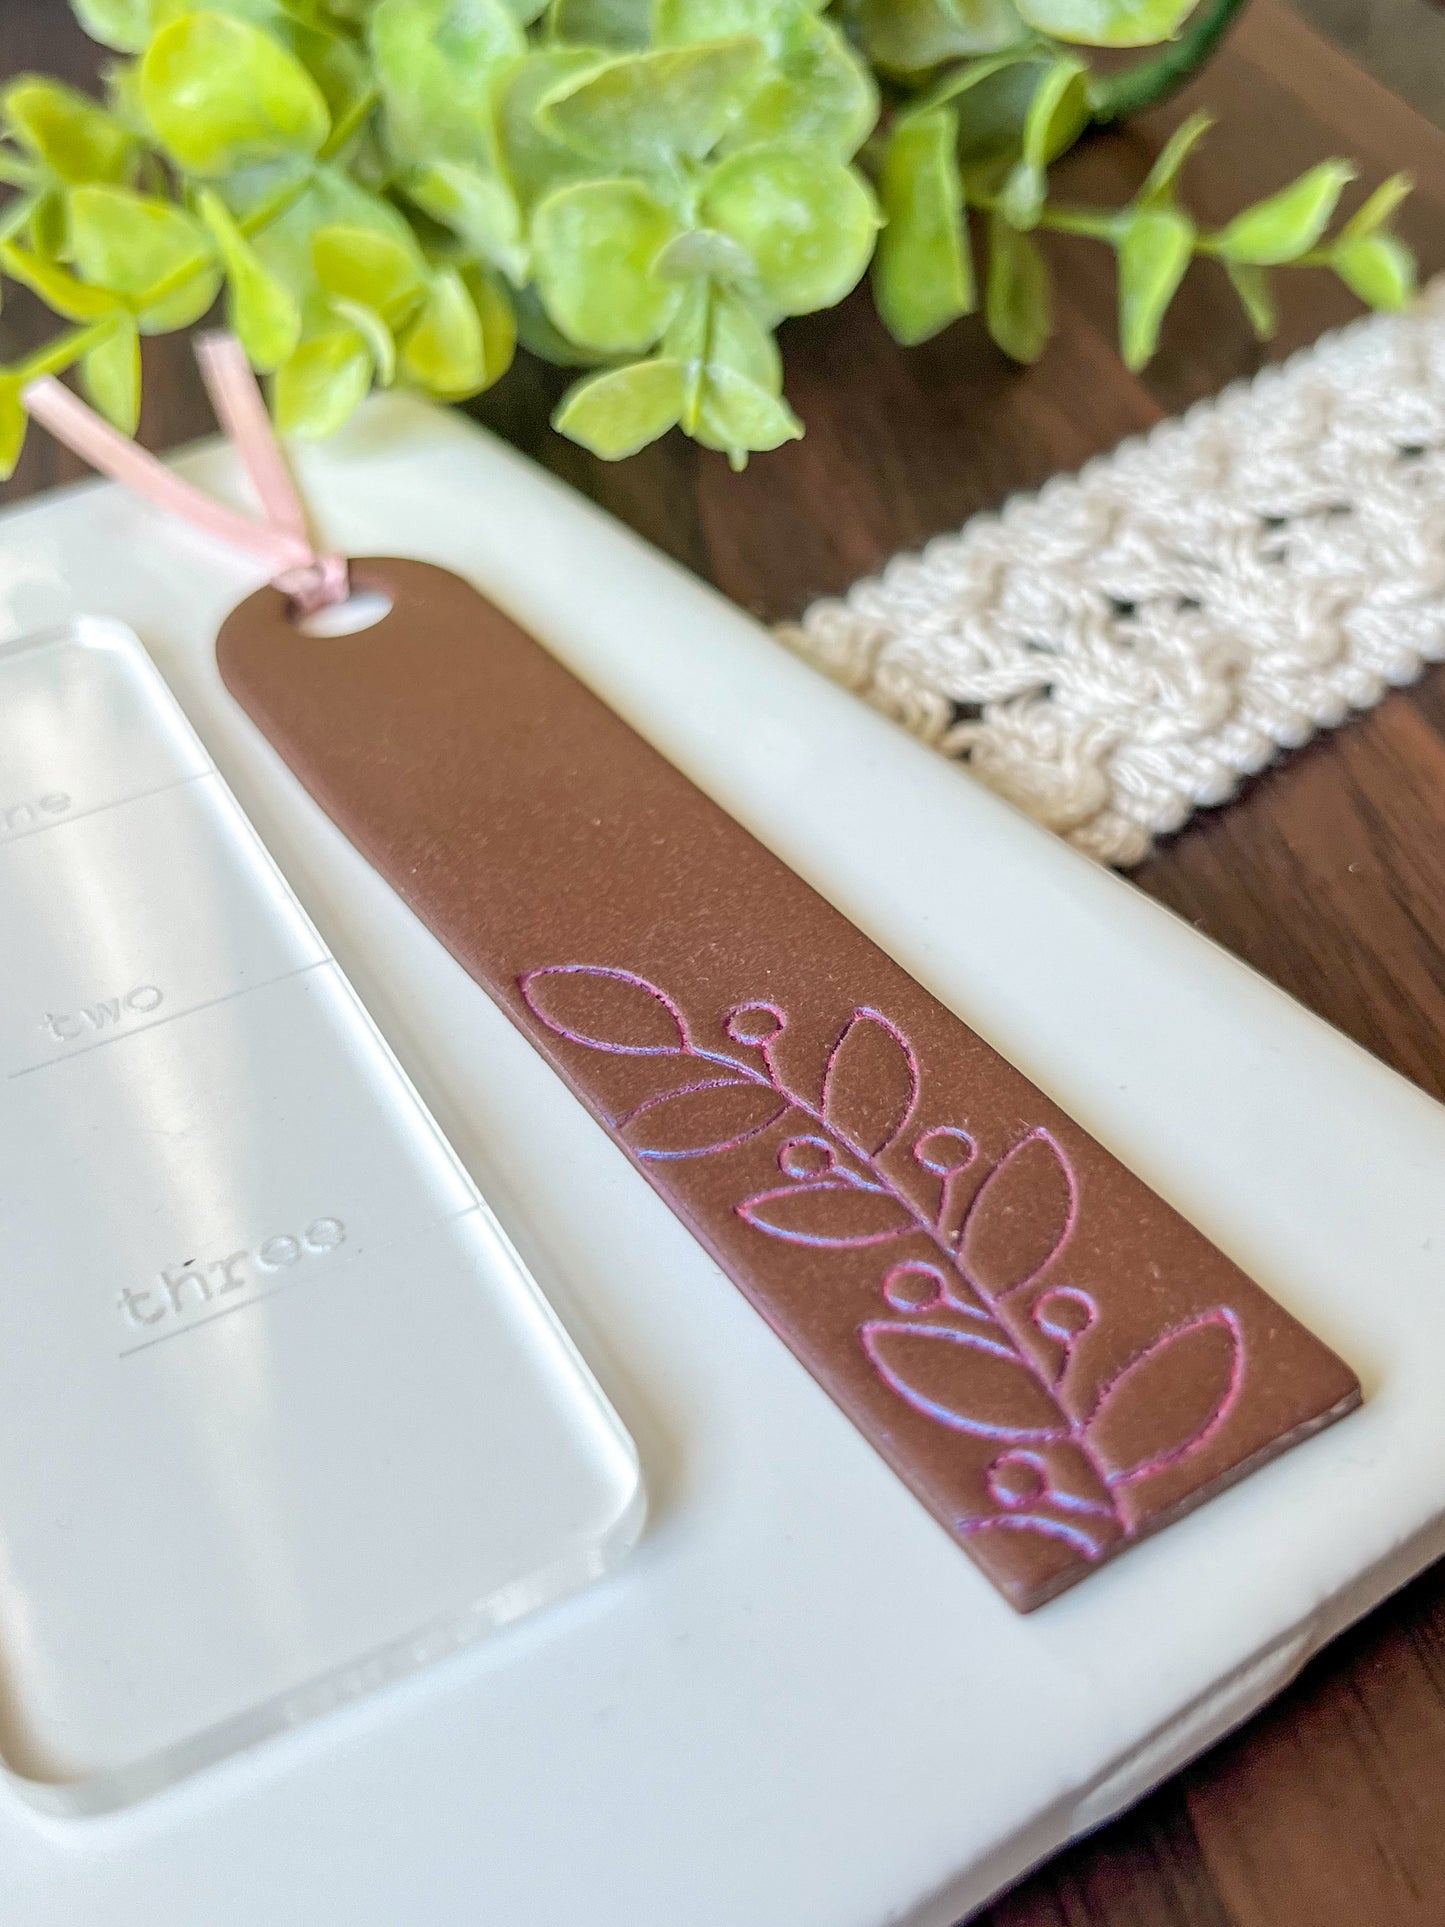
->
[0,618,644,1813]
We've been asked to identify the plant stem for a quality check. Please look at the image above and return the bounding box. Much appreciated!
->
[975,194,1119,241]
[1089,0,1253,124]
[1034,204,1120,240]
[319,86,378,163]
[17,320,111,382]
[0,196,34,244]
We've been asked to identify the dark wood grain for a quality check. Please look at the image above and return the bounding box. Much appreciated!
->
[5,2,1445,1920]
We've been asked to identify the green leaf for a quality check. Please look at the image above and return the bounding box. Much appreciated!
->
[984,68,1067,234]
[397,265,498,396]
[1333,233,1415,310]
[657,276,708,374]
[289,22,374,136]
[66,181,203,283]
[1000,159,1045,231]
[701,141,879,316]
[0,377,26,481]
[921,55,1048,166]
[80,314,141,432]
[330,296,396,384]
[465,263,517,385]
[985,209,1050,362]
[102,56,150,137]
[274,324,373,436]
[725,13,878,160]
[198,188,301,370]
[498,48,603,210]
[2,78,134,185]
[549,0,655,46]
[853,0,1025,76]
[141,12,331,176]
[1340,171,1411,241]
[693,361,802,467]
[654,226,756,284]
[1001,156,1048,233]
[873,108,972,345]
[369,0,523,167]
[0,242,122,320]
[553,356,686,457]
[538,39,767,167]
[405,161,528,282]
[704,287,782,390]
[513,284,607,365]
[1137,111,1212,206]
[231,161,416,315]
[1116,205,1193,371]
[1023,57,1088,166]
[531,178,682,353]
[139,269,225,333]
[28,189,69,262]
[1013,0,1197,47]
[663,281,781,399]
[0,193,35,243]
[650,279,733,385]
[313,222,426,322]
[908,46,1031,114]
[1330,178,1415,312]
[71,0,152,54]
[652,0,785,38]
[1225,260,1275,339]
[1213,160,1356,266]
[69,184,220,331]
[147,0,293,24]
[0,152,39,192]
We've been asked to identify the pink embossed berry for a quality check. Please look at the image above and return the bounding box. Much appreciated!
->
[986,1451,1048,1509]
[882,1261,946,1312]
[912,1126,976,1175]
[778,1136,834,1180]
[1032,1287,1096,1344]
[724,1001,786,1046]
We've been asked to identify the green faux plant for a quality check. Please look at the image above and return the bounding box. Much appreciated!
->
[0,0,1416,472]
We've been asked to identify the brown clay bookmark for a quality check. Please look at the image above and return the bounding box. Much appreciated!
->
[219,558,1359,1612]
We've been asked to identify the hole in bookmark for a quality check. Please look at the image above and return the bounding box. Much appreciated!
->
[296,588,393,638]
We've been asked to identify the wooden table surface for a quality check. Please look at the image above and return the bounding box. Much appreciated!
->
[5,1,1445,1920]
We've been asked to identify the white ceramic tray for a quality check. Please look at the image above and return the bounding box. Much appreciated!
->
[1,394,1442,1926]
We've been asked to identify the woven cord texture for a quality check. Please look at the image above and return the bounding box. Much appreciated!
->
[778,283,1445,866]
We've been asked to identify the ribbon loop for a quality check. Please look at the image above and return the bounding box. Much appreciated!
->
[22,333,349,615]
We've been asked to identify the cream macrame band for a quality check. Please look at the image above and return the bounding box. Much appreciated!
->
[779,281,1445,867]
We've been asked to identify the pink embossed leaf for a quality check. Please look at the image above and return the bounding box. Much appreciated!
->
[621,1078,787,1160]
[737,1181,916,1248]
[519,964,688,1055]
[821,1009,919,1156]
[860,1322,1069,1441]
[959,1130,1076,1299]
[959,1511,1113,1560]
[1085,1308,1243,1487]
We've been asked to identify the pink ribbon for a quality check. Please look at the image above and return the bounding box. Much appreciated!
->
[22,332,349,614]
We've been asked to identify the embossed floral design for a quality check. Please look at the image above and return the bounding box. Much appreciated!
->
[520,963,1245,1559]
